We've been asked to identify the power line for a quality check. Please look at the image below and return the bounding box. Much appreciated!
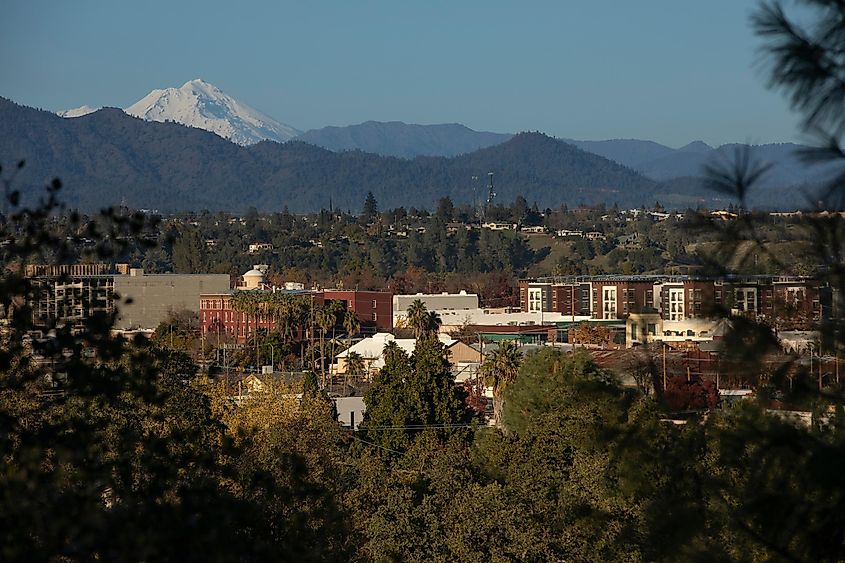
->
[358,423,477,430]
[351,434,404,456]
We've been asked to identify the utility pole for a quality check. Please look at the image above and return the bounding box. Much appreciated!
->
[810,345,813,375]
[310,293,317,386]
[472,175,480,220]
[477,331,484,414]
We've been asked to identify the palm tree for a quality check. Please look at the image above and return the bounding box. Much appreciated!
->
[382,340,403,364]
[341,310,361,389]
[231,290,259,344]
[423,310,442,336]
[316,305,337,385]
[406,299,428,338]
[346,351,365,382]
[325,300,345,377]
[343,309,360,348]
[273,295,293,343]
[481,340,522,428]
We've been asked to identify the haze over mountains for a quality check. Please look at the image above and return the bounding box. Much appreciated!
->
[297,121,512,159]
[3,97,657,212]
[0,78,834,212]
[51,79,838,197]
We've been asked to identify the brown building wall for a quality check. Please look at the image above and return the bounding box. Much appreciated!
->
[447,341,484,364]
[591,281,653,320]
[522,277,829,325]
[518,280,529,312]
[682,280,716,319]
[322,290,393,331]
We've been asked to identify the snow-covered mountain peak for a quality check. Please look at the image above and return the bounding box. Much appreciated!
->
[124,79,300,145]
[57,105,100,118]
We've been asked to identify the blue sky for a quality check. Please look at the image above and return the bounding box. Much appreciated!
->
[1,0,801,147]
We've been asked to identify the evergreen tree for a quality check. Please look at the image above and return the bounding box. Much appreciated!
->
[362,191,379,223]
[435,196,454,223]
[359,337,470,455]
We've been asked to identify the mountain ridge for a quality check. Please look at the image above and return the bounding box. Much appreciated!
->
[297,121,512,158]
[53,80,831,190]
[1,97,658,213]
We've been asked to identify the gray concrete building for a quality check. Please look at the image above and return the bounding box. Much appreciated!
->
[393,291,480,327]
[114,269,230,330]
[27,264,230,331]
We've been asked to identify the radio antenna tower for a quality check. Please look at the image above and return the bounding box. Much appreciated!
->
[483,172,496,219]
[471,175,480,219]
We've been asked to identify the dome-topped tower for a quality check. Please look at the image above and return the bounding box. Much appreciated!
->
[242,265,267,290]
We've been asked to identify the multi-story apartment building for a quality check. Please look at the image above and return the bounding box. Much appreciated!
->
[518,280,591,317]
[519,276,829,326]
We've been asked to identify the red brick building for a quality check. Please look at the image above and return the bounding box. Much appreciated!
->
[320,290,393,332]
[518,276,829,325]
[199,289,393,342]
[590,280,655,320]
[518,280,591,317]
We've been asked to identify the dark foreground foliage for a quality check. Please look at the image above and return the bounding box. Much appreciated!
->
[3,1,845,560]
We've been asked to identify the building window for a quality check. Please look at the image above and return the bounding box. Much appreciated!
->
[669,288,685,321]
[602,287,617,319]
[647,323,657,335]
[372,300,377,308]
[372,313,378,321]
[631,323,638,341]
[528,288,544,312]
[734,288,757,313]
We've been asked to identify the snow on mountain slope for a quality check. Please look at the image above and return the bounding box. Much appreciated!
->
[124,79,300,145]
[57,105,100,118]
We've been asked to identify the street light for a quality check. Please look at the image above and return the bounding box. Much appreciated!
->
[261,342,276,372]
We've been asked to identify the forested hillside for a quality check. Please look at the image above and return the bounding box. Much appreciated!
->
[0,98,657,212]
[296,121,512,158]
